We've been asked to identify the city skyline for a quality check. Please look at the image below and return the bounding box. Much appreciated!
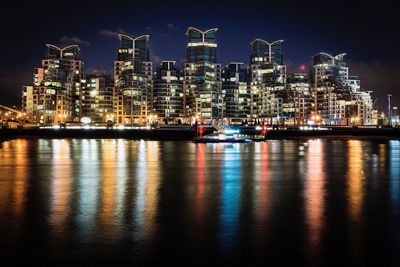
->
[1,0,399,112]
[20,26,377,126]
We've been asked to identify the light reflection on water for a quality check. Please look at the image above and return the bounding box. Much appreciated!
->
[220,144,242,251]
[304,140,325,251]
[389,140,400,215]
[1,138,400,264]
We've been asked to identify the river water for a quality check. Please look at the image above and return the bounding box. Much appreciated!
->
[0,138,400,265]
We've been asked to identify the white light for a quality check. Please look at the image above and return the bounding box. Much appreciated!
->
[81,117,92,124]
[187,42,217,47]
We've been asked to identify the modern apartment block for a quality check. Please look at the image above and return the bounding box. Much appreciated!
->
[113,33,152,125]
[22,28,375,126]
[284,73,312,125]
[249,39,286,123]
[22,44,84,124]
[81,70,114,123]
[222,62,251,123]
[153,61,184,123]
[310,52,374,125]
[183,27,222,122]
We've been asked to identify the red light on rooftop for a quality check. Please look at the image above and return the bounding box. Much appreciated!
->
[300,65,306,71]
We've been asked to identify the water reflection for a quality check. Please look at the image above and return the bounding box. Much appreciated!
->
[0,139,29,218]
[134,141,160,243]
[304,140,325,249]
[50,139,72,234]
[195,144,206,226]
[347,140,364,221]
[77,139,100,242]
[2,139,400,264]
[389,140,400,215]
[253,142,270,233]
[220,144,242,251]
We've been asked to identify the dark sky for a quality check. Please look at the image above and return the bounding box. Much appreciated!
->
[0,0,399,111]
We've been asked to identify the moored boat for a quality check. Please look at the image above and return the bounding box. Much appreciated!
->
[193,130,252,143]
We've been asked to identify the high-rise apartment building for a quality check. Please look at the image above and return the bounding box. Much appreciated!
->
[153,61,184,122]
[81,70,114,123]
[284,73,312,125]
[183,27,222,122]
[21,28,375,127]
[22,44,84,124]
[249,39,286,123]
[222,62,251,123]
[310,52,373,125]
[114,33,152,125]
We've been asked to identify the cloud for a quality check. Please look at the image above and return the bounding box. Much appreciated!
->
[59,36,90,46]
[159,32,173,39]
[151,54,162,65]
[166,23,175,29]
[99,29,125,38]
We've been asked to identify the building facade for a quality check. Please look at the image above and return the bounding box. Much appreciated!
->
[22,44,84,124]
[310,52,374,125]
[183,27,222,122]
[222,62,251,123]
[153,61,184,123]
[113,33,152,125]
[22,28,376,127]
[81,70,114,123]
[249,39,286,124]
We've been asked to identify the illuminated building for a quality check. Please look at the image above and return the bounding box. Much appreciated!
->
[21,28,376,126]
[249,39,286,124]
[152,61,184,122]
[284,73,312,125]
[22,44,84,124]
[113,33,152,125]
[183,27,222,122]
[222,62,251,123]
[310,52,373,125]
[81,70,114,123]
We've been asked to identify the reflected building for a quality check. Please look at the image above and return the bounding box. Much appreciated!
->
[134,141,161,242]
[184,27,222,122]
[347,140,364,220]
[50,140,72,231]
[219,145,242,250]
[389,141,400,215]
[305,140,325,249]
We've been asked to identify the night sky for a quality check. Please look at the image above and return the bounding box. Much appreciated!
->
[0,0,398,111]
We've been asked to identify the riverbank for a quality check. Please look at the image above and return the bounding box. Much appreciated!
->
[1,126,399,141]
[265,127,400,139]
[0,127,199,141]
